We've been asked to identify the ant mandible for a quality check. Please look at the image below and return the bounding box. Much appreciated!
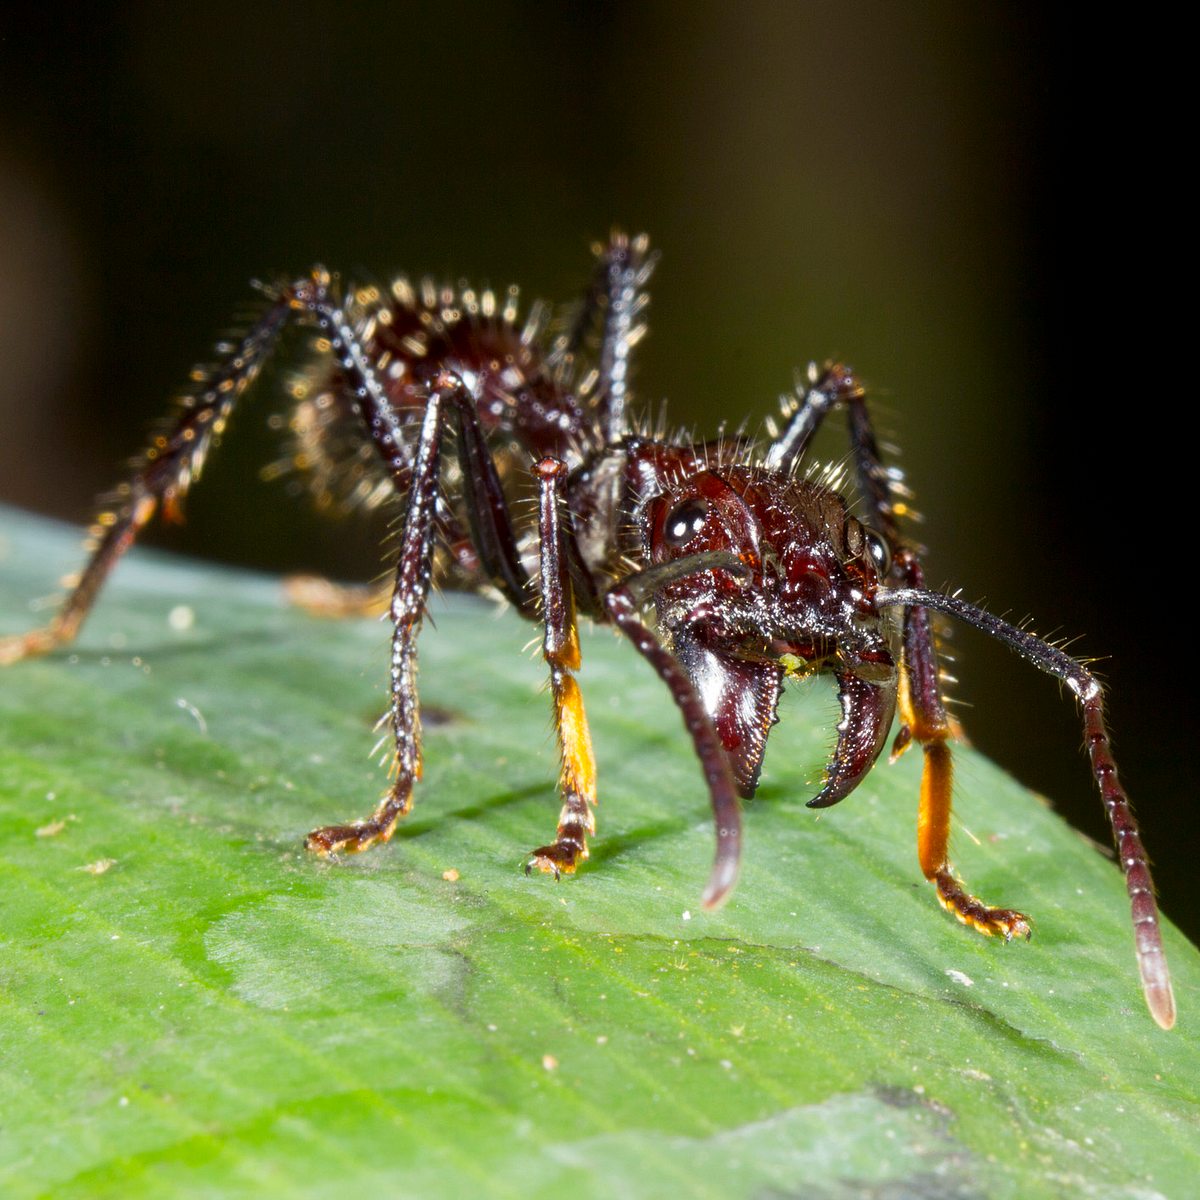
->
[0,232,1174,1030]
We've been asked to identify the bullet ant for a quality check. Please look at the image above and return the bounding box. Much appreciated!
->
[0,233,1174,1029]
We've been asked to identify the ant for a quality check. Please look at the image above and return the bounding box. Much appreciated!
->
[0,232,1174,1030]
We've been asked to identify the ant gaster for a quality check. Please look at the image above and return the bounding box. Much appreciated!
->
[0,233,1174,1030]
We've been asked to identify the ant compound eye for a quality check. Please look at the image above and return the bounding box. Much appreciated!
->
[864,528,892,576]
[664,499,709,548]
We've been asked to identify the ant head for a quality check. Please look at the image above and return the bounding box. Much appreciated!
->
[642,466,894,673]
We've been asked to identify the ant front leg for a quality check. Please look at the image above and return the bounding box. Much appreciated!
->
[0,295,293,665]
[839,384,1032,937]
[846,380,1030,937]
[897,573,1031,940]
[769,363,1029,936]
[876,587,1175,1029]
[525,458,598,878]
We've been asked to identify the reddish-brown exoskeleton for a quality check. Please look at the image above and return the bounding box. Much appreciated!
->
[0,233,1174,1029]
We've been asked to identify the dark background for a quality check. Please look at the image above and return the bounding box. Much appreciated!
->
[2,6,1193,940]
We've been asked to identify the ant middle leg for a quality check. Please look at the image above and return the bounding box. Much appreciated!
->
[305,381,455,855]
[525,457,597,878]
[295,275,539,854]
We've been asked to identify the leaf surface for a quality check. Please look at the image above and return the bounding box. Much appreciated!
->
[1,508,1197,1199]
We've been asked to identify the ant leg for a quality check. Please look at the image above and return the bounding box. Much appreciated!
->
[764,363,862,473]
[774,367,1030,935]
[594,233,654,445]
[845,381,1028,934]
[525,458,598,877]
[287,276,544,854]
[877,587,1175,1030]
[765,362,914,553]
[305,377,455,855]
[283,384,539,624]
[289,269,535,615]
[831,387,1032,935]
[894,561,1032,941]
[0,296,293,665]
[282,576,391,619]
[447,394,538,615]
[552,232,655,446]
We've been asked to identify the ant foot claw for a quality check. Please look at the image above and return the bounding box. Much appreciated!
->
[305,821,384,856]
[0,628,60,666]
[525,841,584,880]
[949,904,1031,941]
[988,909,1033,942]
[306,796,408,857]
[934,871,1032,940]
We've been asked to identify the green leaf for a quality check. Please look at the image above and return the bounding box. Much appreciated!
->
[2,506,1197,1199]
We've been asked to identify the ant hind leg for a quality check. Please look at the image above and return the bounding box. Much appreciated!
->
[0,295,293,665]
[283,575,391,619]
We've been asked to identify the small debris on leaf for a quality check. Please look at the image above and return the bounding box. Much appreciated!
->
[77,858,117,876]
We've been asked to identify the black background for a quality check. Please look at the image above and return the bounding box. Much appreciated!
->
[1,6,1193,940]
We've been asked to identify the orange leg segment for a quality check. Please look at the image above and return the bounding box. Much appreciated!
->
[915,734,1031,940]
[525,458,598,877]
[899,584,1030,940]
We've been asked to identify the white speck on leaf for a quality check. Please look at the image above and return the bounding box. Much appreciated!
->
[168,605,194,631]
[175,697,207,734]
